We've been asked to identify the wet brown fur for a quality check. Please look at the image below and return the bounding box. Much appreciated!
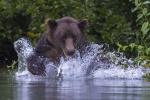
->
[27,17,87,75]
[35,17,86,61]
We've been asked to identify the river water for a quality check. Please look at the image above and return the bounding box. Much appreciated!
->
[1,73,150,100]
[1,38,149,100]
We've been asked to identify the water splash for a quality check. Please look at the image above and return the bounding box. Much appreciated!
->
[14,38,33,77]
[14,38,146,80]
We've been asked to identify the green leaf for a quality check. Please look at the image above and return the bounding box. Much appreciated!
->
[143,8,148,15]
[143,1,150,5]
[122,46,128,51]
[141,22,149,35]
[147,12,150,16]
[136,14,143,22]
[138,45,144,50]
[132,7,138,12]
[7,61,17,69]
[144,28,150,34]
[146,48,150,55]
[117,43,122,47]
[117,43,122,51]
[135,0,139,6]
[129,43,137,51]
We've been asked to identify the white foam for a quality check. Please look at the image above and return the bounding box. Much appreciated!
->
[14,38,147,80]
[58,56,84,79]
[94,66,144,79]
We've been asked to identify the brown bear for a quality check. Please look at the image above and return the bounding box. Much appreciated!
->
[27,17,87,76]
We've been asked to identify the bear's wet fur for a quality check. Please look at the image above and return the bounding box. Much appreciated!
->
[27,17,87,75]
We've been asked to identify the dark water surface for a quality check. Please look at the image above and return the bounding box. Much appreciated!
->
[1,73,150,100]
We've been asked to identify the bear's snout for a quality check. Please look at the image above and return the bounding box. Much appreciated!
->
[65,38,75,56]
[67,49,75,56]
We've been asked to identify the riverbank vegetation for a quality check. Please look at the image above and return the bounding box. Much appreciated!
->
[0,0,150,69]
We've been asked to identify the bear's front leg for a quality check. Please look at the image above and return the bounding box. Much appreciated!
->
[27,54,46,76]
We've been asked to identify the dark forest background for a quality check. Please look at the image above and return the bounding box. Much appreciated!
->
[0,0,150,68]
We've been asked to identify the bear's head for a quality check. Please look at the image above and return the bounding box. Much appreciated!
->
[46,17,87,56]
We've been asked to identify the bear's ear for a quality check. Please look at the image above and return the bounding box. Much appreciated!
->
[47,19,57,29]
[78,19,87,30]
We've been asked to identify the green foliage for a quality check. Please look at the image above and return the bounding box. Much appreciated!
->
[1,0,150,66]
[0,0,132,43]
[118,0,150,64]
[7,61,17,70]
[143,73,150,82]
